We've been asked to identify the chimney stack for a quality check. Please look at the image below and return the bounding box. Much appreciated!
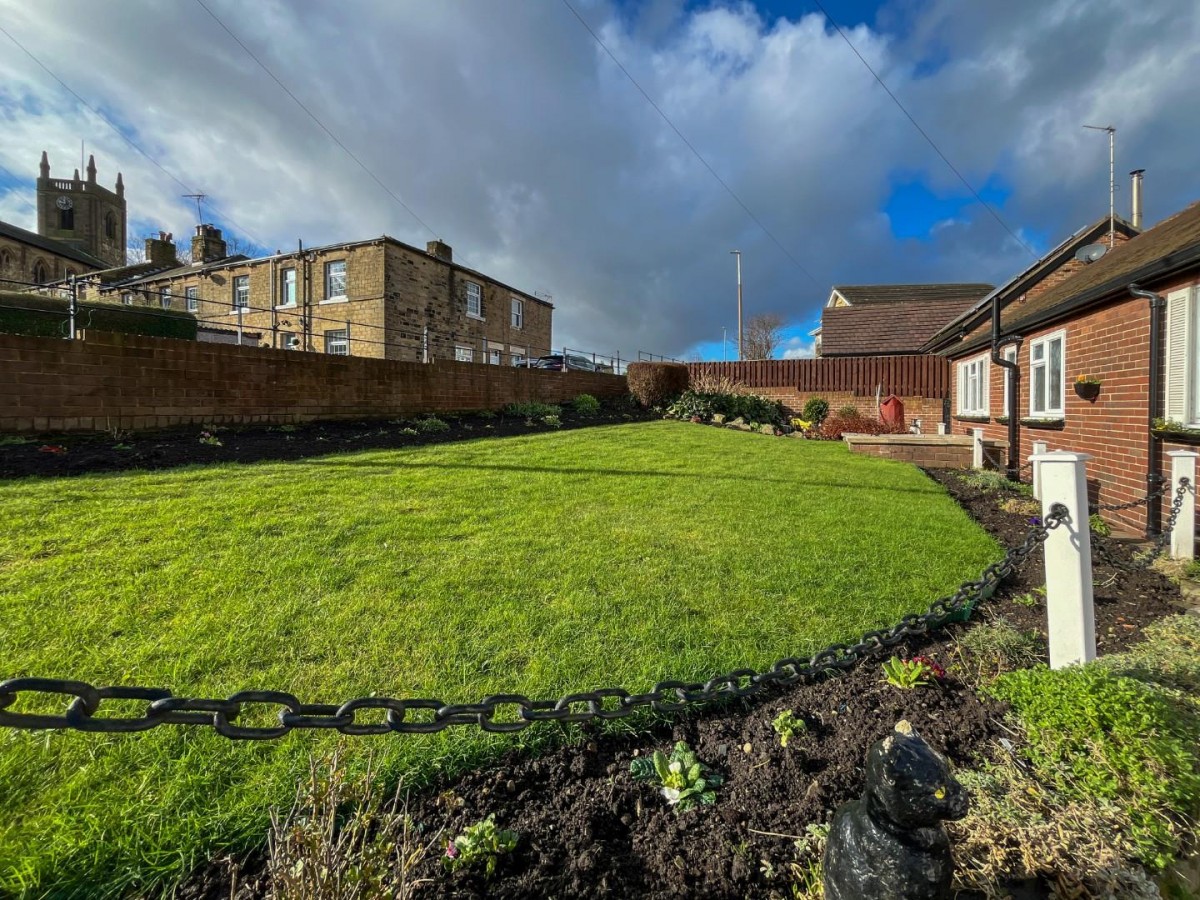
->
[1130,169,1144,230]
[426,239,453,263]
[192,224,228,264]
[145,231,178,267]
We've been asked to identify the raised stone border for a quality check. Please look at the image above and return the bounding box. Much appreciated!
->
[842,433,1009,470]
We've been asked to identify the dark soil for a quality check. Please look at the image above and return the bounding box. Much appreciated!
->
[0,402,653,480]
[166,469,1190,900]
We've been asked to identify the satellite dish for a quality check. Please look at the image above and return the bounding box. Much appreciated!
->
[1075,243,1109,264]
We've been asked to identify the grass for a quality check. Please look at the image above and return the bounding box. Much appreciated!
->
[0,421,1000,896]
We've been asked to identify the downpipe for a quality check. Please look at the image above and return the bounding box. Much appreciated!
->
[1130,284,1165,537]
[991,292,1022,481]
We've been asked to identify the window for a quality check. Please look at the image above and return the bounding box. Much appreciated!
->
[324,328,349,356]
[1165,286,1200,425]
[0,250,11,272]
[489,348,502,365]
[279,331,296,350]
[465,282,483,318]
[324,260,346,300]
[455,345,474,363]
[232,275,249,310]
[1029,331,1065,417]
[510,346,527,367]
[511,297,524,329]
[59,207,74,230]
[32,260,48,285]
[1001,345,1018,416]
[160,288,171,310]
[956,354,988,416]
[185,285,199,313]
[104,212,117,240]
[121,292,133,306]
[279,267,296,306]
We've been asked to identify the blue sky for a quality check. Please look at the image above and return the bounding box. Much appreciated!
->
[2,0,1198,361]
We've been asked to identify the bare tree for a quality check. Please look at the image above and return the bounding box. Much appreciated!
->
[742,313,785,359]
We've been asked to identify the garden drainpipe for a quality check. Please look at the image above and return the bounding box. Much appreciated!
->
[1130,284,1165,536]
[991,294,1021,481]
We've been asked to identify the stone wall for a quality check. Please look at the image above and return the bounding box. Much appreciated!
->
[0,331,626,433]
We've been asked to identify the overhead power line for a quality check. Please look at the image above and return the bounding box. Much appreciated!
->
[559,0,822,289]
[0,23,267,251]
[806,0,1038,259]
[193,0,441,243]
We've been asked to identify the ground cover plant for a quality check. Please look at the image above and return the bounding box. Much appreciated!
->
[0,421,1003,896]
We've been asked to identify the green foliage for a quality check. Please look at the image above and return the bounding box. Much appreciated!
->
[837,404,858,417]
[665,389,784,425]
[443,814,518,878]
[772,710,807,747]
[630,741,723,811]
[1090,513,1112,536]
[398,427,418,436]
[626,362,689,407]
[987,663,1200,868]
[882,655,943,689]
[0,290,198,341]
[198,431,223,447]
[1012,586,1046,608]
[416,416,450,433]
[955,617,1044,681]
[571,394,601,417]
[800,397,830,426]
[0,435,32,446]
[503,401,560,418]
[541,414,561,427]
[960,470,1031,494]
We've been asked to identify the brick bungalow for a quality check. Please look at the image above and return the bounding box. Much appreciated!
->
[929,201,1200,535]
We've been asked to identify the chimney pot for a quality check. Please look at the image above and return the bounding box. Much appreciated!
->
[1130,169,1145,230]
[145,233,179,267]
[192,224,228,264]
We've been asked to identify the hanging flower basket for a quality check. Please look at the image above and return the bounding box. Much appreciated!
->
[1074,376,1101,402]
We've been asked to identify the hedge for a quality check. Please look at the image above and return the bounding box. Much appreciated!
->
[0,291,198,341]
[627,362,689,407]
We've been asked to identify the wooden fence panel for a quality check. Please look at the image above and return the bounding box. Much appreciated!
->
[686,355,950,398]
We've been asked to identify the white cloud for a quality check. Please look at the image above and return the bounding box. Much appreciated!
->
[0,0,1197,359]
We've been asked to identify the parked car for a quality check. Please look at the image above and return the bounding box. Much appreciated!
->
[532,354,597,372]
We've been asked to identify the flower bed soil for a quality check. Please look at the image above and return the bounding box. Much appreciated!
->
[168,469,1189,900]
[0,405,652,480]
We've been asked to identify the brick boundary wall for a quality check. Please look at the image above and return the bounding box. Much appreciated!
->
[842,434,1008,470]
[0,332,628,433]
[687,358,950,424]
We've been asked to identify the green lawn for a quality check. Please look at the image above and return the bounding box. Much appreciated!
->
[0,421,998,896]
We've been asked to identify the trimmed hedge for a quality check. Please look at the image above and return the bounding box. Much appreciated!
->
[627,362,689,407]
[0,291,198,341]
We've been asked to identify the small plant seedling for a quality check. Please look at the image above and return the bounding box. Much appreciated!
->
[443,814,518,878]
[772,710,807,747]
[113,442,134,451]
[416,417,450,434]
[542,414,561,427]
[630,741,723,811]
[0,435,32,446]
[882,655,945,689]
[199,431,223,447]
[1089,513,1112,537]
[1012,586,1046,608]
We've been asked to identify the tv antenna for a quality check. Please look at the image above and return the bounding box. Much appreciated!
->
[182,193,207,223]
[1083,125,1115,248]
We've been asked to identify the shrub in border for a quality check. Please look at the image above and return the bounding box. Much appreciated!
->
[814,412,906,440]
[627,362,689,408]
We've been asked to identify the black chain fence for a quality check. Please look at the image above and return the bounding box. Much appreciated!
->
[0,507,1068,740]
[1088,477,1191,573]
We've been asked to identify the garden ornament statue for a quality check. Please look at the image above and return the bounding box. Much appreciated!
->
[823,720,968,900]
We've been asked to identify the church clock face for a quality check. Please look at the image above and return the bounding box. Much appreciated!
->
[56,195,73,211]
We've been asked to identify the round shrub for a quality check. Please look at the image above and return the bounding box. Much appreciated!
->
[800,397,830,425]
[627,362,689,408]
[837,404,860,418]
[572,394,601,417]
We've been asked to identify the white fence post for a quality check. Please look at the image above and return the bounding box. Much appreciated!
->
[1167,450,1197,560]
[936,423,946,435]
[1031,440,1048,500]
[972,428,984,470]
[1035,450,1095,669]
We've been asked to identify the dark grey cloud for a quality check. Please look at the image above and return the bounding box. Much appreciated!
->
[0,0,1197,360]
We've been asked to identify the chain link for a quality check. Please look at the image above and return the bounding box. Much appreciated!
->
[1090,477,1190,572]
[0,508,1067,740]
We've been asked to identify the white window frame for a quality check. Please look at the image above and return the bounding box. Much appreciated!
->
[1029,330,1066,418]
[511,297,524,329]
[324,260,347,302]
[489,348,502,365]
[232,275,250,311]
[324,328,349,356]
[455,344,474,363]
[122,292,133,306]
[279,267,297,307]
[1001,345,1017,417]
[279,330,296,350]
[510,346,527,367]
[465,282,483,319]
[185,285,199,313]
[160,288,171,310]
[956,353,989,416]
[1165,286,1200,426]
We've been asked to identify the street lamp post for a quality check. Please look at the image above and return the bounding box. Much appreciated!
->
[730,250,743,361]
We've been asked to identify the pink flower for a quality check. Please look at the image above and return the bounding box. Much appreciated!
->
[445,842,459,859]
[911,656,946,681]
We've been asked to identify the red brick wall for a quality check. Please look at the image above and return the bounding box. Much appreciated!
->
[742,387,945,424]
[843,436,1006,469]
[0,332,628,433]
[948,272,1200,533]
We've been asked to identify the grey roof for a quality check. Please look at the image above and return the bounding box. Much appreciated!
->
[0,219,108,269]
[831,283,994,305]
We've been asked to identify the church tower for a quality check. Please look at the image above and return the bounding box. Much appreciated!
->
[36,150,127,267]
